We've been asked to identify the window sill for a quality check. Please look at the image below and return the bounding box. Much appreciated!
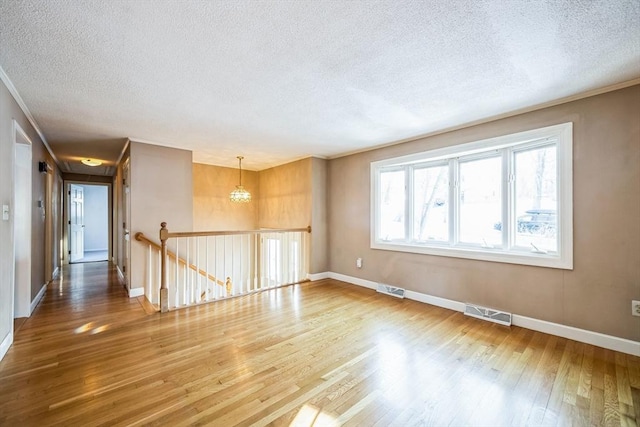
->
[371,240,573,270]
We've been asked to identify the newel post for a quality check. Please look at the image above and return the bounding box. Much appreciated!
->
[159,222,169,313]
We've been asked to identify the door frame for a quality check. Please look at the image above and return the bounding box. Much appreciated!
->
[13,120,32,319]
[68,184,85,263]
[44,167,53,281]
[56,174,63,274]
[64,181,113,265]
[121,158,131,287]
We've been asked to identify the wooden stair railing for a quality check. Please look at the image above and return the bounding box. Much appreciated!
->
[133,224,312,312]
[135,232,225,290]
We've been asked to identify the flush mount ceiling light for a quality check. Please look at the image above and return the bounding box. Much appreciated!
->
[230,156,251,203]
[81,158,102,167]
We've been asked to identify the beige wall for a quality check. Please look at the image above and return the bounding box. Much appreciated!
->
[0,78,62,354]
[259,158,312,229]
[129,142,193,292]
[258,158,327,273]
[192,157,327,273]
[328,85,640,341]
[193,163,259,230]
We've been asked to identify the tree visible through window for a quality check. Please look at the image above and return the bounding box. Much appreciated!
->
[380,170,405,241]
[413,165,448,242]
[514,145,557,252]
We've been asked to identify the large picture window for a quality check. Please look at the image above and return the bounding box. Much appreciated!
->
[371,123,573,269]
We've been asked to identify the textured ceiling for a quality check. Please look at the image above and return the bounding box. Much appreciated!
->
[1,0,639,171]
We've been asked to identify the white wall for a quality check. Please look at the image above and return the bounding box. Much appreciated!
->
[81,184,108,251]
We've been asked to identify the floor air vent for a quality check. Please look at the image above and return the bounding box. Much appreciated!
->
[464,303,512,326]
[376,283,405,299]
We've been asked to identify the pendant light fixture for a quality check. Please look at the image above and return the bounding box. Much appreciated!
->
[230,156,251,203]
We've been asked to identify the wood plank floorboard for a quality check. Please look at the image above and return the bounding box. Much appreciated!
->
[0,262,638,426]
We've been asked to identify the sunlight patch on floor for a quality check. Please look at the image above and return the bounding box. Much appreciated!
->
[290,404,337,427]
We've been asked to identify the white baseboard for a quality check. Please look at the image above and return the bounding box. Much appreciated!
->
[307,272,330,281]
[512,315,640,357]
[129,287,144,298]
[30,283,47,314]
[116,265,125,280]
[0,331,13,363]
[324,271,640,357]
[328,272,377,289]
[52,266,60,279]
[405,289,466,312]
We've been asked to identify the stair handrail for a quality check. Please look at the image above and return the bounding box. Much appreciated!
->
[135,231,225,288]
[160,225,312,238]
[158,222,312,312]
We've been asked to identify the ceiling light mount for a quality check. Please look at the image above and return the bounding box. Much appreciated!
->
[230,156,251,203]
[81,158,102,167]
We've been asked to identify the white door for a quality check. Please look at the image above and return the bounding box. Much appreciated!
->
[69,184,84,262]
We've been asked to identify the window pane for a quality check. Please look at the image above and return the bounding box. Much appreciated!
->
[379,170,405,240]
[459,156,502,247]
[514,145,557,252]
[413,165,449,242]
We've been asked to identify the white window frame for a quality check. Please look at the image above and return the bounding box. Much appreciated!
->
[371,123,573,269]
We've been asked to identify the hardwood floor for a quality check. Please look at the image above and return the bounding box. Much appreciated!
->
[0,262,638,426]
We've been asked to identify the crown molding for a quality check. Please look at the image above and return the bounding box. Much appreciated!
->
[329,77,640,160]
[0,65,59,166]
[115,138,131,166]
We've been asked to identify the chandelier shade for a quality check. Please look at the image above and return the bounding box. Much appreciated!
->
[81,158,102,166]
[230,156,251,203]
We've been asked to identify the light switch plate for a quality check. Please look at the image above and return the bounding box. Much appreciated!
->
[2,204,9,221]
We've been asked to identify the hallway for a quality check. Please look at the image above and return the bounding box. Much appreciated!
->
[1,263,639,426]
[0,262,151,424]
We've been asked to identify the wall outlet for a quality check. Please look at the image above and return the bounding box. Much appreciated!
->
[356,257,363,269]
[633,300,640,317]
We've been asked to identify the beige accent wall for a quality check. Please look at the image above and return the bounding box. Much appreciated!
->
[192,157,328,273]
[328,85,640,341]
[0,78,62,351]
[129,142,193,292]
[258,157,330,273]
[259,158,312,229]
[193,163,259,230]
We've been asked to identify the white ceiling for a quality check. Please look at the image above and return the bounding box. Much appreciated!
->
[1,0,639,172]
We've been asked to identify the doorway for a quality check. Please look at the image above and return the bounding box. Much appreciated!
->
[13,122,32,319]
[68,183,109,263]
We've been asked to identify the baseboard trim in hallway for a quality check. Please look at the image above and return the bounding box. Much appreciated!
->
[128,287,144,298]
[30,283,47,315]
[0,332,12,362]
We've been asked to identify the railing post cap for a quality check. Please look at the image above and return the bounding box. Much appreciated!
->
[160,222,169,241]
